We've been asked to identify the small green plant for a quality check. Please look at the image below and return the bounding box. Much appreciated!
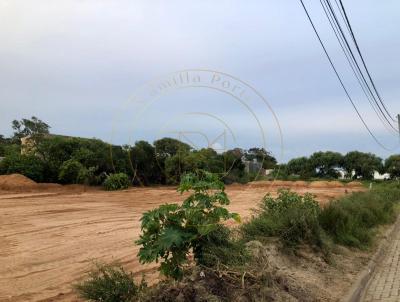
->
[136,171,241,280]
[103,173,130,191]
[242,190,325,249]
[75,263,144,302]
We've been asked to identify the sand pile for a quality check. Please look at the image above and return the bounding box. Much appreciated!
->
[248,181,273,188]
[328,181,345,187]
[346,181,363,188]
[293,181,309,187]
[271,180,293,187]
[249,180,294,188]
[309,181,345,188]
[0,174,39,191]
[308,181,331,188]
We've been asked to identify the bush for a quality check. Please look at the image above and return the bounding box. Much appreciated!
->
[58,159,84,184]
[242,190,325,249]
[0,153,46,182]
[103,173,130,191]
[195,225,249,267]
[75,263,143,302]
[77,166,99,185]
[136,171,241,280]
[319,185,400,248]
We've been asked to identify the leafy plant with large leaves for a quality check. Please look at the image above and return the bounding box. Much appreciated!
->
[136,171,241,280]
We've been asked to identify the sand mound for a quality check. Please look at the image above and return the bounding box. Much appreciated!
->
[308,181,331,188]
[346,181,363,188]
[247,181,272,188]
[271,180,293,187]
[328,181,345,187]
[0,174,39,191]
[250,180,294,188]
[309,181,345,188]
[249,180,310,189]
[293,181,309,187]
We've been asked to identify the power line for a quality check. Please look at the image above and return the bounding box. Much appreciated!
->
[298,0,394,150]
[324,0,395,129]
[320,0,398,133]
[336,0,397,122]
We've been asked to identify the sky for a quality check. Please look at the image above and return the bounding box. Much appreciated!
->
[0,0,399,162]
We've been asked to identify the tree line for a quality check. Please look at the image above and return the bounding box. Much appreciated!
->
[0,117,399,185]
[0,117,276,185]
[277,150,400,180]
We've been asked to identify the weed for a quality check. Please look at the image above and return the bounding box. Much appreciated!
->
[319,185,400,248]
[242,190,326,250]
[75,263,144,302]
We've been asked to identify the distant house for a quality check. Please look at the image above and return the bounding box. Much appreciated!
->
[373,171,390,180]
[242,157,264,174]
[336,168,390,180]
[335,167,348,179]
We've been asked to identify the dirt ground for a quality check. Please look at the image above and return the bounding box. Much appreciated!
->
[0,180,364,302]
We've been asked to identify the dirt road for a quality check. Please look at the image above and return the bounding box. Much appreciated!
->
[0,182,362,301]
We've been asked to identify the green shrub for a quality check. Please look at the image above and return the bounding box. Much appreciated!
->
[103,173,130,191]
[0,153,46,182]
[136,171,241,280]
[58,159,84,184]
[77,166,99,185]
[75,263,143,302]
[242,190,325,249]
[195,225,249,267]
[319,186,400,248]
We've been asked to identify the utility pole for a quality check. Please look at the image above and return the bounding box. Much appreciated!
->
[398,114,400,140]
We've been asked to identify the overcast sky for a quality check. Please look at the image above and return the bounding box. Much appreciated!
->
[0,0,399,162]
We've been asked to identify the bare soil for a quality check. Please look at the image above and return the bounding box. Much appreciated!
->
[0,179,365,302]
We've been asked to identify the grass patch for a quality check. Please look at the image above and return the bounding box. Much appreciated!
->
[195,225,250,268]
[319,183,400,248]
[242,190,326,251]
[75,263,145,302]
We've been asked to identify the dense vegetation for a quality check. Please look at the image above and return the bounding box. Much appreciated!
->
[1,117,399,190]
[277,150,395,180]
[0,117,276,187]
[77,175,400,301]
[319,183,400,248]
[241,190,325,250]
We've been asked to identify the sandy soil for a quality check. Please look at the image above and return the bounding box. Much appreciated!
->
[0,182,363,302]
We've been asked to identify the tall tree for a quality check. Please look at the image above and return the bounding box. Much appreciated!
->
[153,137,191,158]
[343,151,383,180]
[129,141,161,185]
[245,147,277,169]
[12,116,50,146]
[286,157,313,179]
[309,151,343,178]
[385,155,400,178]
